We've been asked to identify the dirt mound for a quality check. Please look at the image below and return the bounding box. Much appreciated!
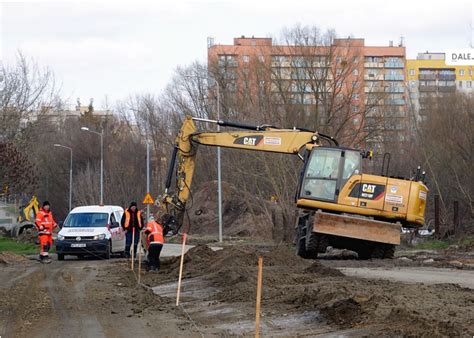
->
[0,251,29,264]
[17,228,37,244]
[320,298,362,325]
[0,226,10,237]
[305,261,344,276]
[185,181,275,239]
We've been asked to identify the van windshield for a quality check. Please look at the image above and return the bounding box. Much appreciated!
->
[63,212,108,228]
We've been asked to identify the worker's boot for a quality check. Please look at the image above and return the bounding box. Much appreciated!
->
[40,255,51,264]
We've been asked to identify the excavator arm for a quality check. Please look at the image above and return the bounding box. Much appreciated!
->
[159,115,330,235]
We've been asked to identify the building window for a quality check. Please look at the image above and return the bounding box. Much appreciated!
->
[409,69,415,76]
[352,56,359,64]
[353,69,359,76]
[352,106,359,113]
[336,56,342,64]
[410,81,416,87]
[467,81,472,88]
[460,69,465,76]
[258,55,265,63]
[243,55,250,63]
[469,69,473,76]
[336,68,342,76]
[459,81,463,88]
[352,93,360,100]
[352,81,359,88]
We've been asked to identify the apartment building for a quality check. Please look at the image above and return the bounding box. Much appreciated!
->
[406,52,474,118]
[208,36,408,146]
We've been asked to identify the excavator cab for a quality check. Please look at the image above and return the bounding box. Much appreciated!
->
[300,147,362,203]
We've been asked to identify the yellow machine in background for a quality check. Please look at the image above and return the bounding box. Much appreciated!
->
[11,196,40,238]
[159,116,428,259]
[17,196,39,224]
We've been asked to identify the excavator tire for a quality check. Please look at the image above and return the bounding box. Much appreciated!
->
[382,244,395,259]
[296,216,318,259]
[357,243,395,260]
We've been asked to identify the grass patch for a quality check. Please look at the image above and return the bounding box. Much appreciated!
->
[459,236,474,250]
[414,239,451,250]
[0,236,38,255]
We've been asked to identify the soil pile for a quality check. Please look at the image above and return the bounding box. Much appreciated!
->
[16,228,37,244]
[185,181,275,239]
[142,244,474,336]
[0,251,29,264]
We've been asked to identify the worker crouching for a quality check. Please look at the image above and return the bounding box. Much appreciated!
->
[144,216,164,272]
[34,201,57,264]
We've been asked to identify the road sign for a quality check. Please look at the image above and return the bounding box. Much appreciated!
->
[142,193,155,205]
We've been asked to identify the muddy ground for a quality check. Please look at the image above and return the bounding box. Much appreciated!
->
[1,245,474,337]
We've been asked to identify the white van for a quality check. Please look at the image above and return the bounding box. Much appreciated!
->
[56,205,125,260]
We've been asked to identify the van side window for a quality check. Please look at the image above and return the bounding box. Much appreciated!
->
[114,211,122,223]
[110,213,116,225]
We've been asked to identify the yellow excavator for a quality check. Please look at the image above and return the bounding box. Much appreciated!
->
[11,196,40,238]
[159,116,428,259]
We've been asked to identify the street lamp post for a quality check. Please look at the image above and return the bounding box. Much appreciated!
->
[53,144,73,212]
[81,127,104,205]
[185,75,223,242]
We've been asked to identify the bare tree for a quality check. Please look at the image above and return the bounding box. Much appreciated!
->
[0,52,56,141]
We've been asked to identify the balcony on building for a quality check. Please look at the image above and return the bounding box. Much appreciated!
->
[419,85,437,92]
[364,86,384,93]
[384,62,404,68]
[385,74,404,81]
[364,62,385,68]
[385,98,405,105]
[439,74,456,81]
[364,74,384,81]
[385,87,405,93]
[438,86,456,92]
[419,74,436,80]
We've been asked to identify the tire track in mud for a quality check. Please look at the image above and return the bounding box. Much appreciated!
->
[0,266,52,338]
[41,263,106,338]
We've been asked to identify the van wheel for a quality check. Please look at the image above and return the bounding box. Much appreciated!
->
[104,241,111,260]
[57,253,64,261]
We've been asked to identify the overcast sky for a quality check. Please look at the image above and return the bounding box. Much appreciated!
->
[1,0,473,108]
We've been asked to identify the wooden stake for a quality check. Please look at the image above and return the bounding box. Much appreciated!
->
[131,227,135,271]
[138,230,142,284]
[176,233,187,306]
[255,256,263,338]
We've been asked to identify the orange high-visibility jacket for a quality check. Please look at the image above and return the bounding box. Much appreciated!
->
[144,221,164,248]
[123,209,143,230]
[35,208,57,235]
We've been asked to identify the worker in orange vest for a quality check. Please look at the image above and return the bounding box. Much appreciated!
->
[34,201,57,264]
[144,215,164,272]
[120,201,144,258]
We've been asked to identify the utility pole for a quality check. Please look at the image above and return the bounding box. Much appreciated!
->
[146,119,151,221]
[81,127,104,205]
[216,83,223,243]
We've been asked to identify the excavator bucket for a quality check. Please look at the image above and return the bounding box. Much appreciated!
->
[311,211,400,245]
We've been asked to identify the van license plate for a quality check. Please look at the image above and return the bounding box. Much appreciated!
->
[71,243,86,248]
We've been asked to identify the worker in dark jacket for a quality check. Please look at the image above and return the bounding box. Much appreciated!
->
[121,202,144,258]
